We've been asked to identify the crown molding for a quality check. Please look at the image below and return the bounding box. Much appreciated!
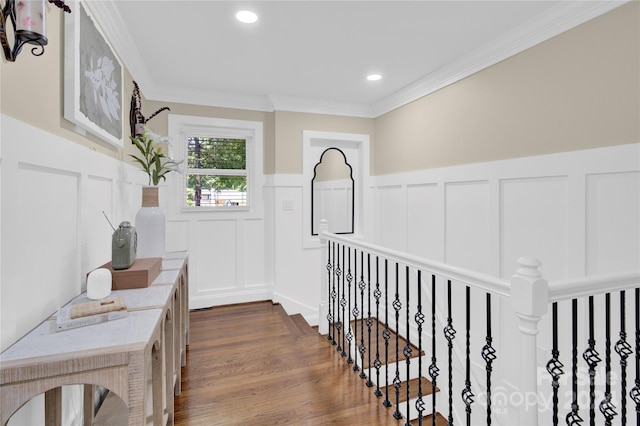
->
[87,0,628,119]
[370,0,629,117]
[268,95,374,118]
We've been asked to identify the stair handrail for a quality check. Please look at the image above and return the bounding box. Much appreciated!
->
[319,229,511,297]
[548,270,640,302]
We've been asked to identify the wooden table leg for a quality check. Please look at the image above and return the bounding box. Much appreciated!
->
[44,387,62,426]
[83,384,95,425]
[164,309,175,425]
[152,341,163,426]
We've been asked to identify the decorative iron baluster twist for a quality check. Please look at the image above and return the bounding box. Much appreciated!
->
[582,296,601,426]
[461,286,474,426]
[429,274,439,426]
[330,242,337,346]
[352,249,360,369]
[404,266,413,426]
[366,253,374,387]
[444,280,456,426]
[383,259,392,408]
[346,248,354,364]
[566,298,584,426]
[600,293,617,426]
[616,290,633,425]
[335,244,342,352]
[374,256,383,397]
[415,270,426,426]
[327,242,336,345]
[393,262,403,420]
[481,293,496,426]
[546,302,564,426]
[359,251,367,379]
[631,288,640,425]
[340,246,347,357]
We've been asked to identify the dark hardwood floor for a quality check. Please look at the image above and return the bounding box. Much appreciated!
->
[174,301,405,425]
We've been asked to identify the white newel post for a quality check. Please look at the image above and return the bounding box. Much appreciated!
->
[510,256,549,426]
[318,220,330,335]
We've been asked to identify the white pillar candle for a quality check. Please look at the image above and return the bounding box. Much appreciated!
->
[87,268,113,300]
[15,0,46,36]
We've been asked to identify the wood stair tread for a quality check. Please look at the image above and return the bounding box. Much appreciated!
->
[290,313,317,337]
[274,303,317,338]
[410,412,448,426]
[382,377,438,402]
[350,318,424,367]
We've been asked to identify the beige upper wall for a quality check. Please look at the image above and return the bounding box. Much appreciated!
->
[274,111,374,175]
[374,1,640,175]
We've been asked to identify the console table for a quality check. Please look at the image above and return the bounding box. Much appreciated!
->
[0,251,189,426]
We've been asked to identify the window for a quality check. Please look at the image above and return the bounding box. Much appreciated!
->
[186,137,247,207]
[169,115,263,211]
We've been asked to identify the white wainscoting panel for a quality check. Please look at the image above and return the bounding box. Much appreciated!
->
[245,218,266,286]
[196,219,238,290]
[500,176,569,280]
[445,180,492,274]
[375,185,405,251]
[407,183,443,261]
[586,171,640,274]
[14,163,80,337]
[85,175,114,273]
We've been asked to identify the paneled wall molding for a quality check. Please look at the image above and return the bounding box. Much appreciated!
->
[371,143,640,280]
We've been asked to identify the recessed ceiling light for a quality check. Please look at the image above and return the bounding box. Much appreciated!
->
[367,74,382,81]
[236,10,258,24]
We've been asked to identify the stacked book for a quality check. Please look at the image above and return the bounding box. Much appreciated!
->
[55,296,128,332]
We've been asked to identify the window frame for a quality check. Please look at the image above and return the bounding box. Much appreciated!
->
[168,115,263,213]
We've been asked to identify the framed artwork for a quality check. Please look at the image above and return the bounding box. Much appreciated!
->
[64,1,123,148]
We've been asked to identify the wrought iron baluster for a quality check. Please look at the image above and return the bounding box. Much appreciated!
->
[329,241,336,345]
[631,288,640,425]
[366,253,374,387]
[546,302,564,426]
[404,265,413,426]
[331,242,338,346]
[383,259,392,408]
[600,293,617,425]
[444,280,456,426]
[340,245,347,357]
[359,251,367,379]
[393,262,403,420]
[374,256,383,397]
[566,298,583,426]
[429,274,439,426]
[415,271,425,426]
[461,286,474,426]
[616,290,632,426]
[481,293,496,426]
[352,249,359,369]
[346,248,353,364]
[582,296,601,426]
[335,243,342,351]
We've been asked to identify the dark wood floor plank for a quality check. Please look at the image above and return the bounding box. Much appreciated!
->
[174,303,402,425]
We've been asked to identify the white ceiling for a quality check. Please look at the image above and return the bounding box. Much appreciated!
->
[86,1,626,118]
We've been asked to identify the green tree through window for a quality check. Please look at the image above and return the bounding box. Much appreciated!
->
[187,137,247,207]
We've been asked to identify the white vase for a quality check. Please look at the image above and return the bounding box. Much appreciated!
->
[135,186,165,258]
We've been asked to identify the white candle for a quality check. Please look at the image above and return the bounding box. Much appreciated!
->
[15,0,46,36]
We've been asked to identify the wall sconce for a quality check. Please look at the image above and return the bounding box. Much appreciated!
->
[0,0,70,62]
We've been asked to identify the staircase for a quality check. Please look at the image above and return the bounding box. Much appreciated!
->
[324,317,447,426]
